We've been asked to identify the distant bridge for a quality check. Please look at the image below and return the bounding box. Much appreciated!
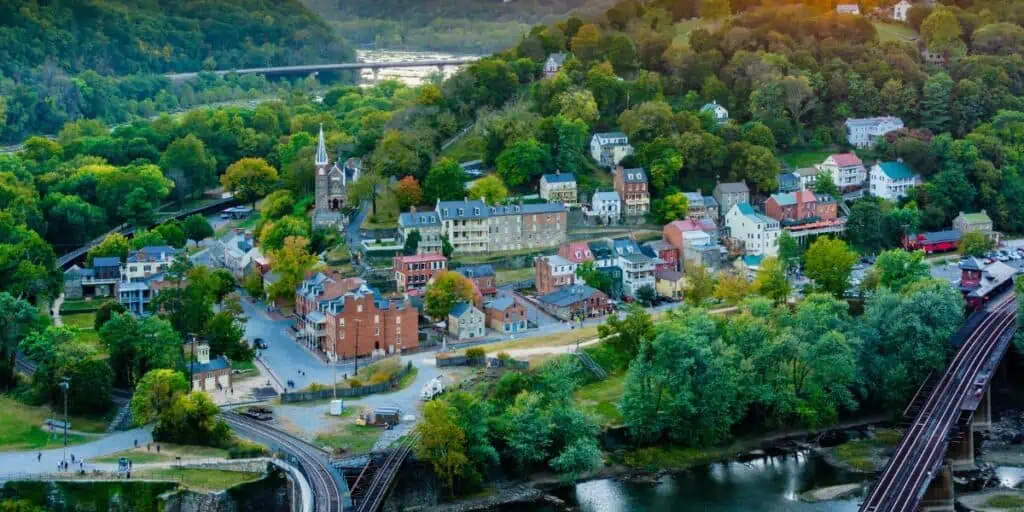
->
[166,58,479,81]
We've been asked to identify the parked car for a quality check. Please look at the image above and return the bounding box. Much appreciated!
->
[252,338,268,349]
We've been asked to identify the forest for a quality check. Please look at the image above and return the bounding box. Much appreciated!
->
[0,0,354,143]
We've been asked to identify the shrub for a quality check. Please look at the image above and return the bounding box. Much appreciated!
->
[497,351,511,361]
[306,383,329,392]
[368,372,392,385]
[228,439,268,459]
[466,348,486,359]
[346,378,363,388]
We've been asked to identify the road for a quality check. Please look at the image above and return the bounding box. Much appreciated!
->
[0,427,153,478]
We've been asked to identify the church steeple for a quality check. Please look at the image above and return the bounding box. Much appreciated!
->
[315,124,329,168]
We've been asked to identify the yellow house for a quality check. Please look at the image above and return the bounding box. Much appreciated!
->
[655,270,685,299]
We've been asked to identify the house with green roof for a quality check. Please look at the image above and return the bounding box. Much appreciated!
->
[869,161,919,201]
[953,211,993,237]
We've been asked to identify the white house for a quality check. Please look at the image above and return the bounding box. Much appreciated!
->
[448,302,486,340]
[893,0,912,21]
[613,238,656,298]
[590,132,634,168]
[700,101,729,123]
[544,53,567,78]
[725,203,780,257]
[122,246,177,282]
[818,153,867,189]
[795,167,822,190]
[539,171,578,205]
[845,117,905,148]
[589,191,621,221]
[870,161,919,201]
[836,3,861,15]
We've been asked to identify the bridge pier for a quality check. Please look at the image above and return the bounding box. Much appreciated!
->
[371,68,380,83]
[975,386,993,429]
[919,465,957,512]
[948,420,975,469]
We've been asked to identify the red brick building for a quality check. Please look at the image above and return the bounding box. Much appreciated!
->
[764,190,838,223]
[664,219,704,253]
[535,255,577,295]
[558,242,594,264]
[319,285,419,359]
[393,253,448,292]
[643,240,679,272]
[457,264,497,296]
[614,166,650,217]
[485,296,528,334]
[295,272,364,322]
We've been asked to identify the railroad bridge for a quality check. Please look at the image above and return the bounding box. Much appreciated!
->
[859,294,1019,512]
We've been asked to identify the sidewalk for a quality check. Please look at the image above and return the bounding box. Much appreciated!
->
[0,427,153,477]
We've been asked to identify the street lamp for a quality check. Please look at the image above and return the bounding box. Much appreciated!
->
[187,333,197,390]
[59,377,70,465]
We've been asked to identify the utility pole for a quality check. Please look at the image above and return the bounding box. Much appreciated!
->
[60,377,70,465]
[354,319,360,377]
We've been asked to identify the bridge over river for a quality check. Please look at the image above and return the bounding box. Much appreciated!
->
[166,58,479,81]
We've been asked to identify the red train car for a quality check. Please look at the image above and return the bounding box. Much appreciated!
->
[903,230,961,254]
[960,258,1016,310]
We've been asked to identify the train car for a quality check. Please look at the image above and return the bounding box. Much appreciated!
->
[960,258,1016,310]
[242,406,274,421]
[903,230,961,254]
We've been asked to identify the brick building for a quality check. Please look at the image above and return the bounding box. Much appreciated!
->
[309,283,419,360]
[485,297,527,334]
[189,344,232,392]
[537,285,611,321]
[393,253,448,292]
[614,167,650,217]
[558,242,595,264]
[764,190,838,223]
[642,240,679,272]
[457,264,497,296]
[535,255,578,295]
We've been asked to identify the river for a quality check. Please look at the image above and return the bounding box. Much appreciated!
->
[354,49,479,86]
[503,452,866,512]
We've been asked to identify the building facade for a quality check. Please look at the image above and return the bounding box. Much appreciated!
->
[393,253,447,292]
[303,282,418,360]
[655,270,685,299]
[845,117,905,148]
[613,238,655,297]
[614,167,650,217]
[189,344,232,392]
[312,126,359,229]
[535,255,577,295]
[397,210,443,255]
[765,190,838,223]
[953,211,993,236]
[448,302,485,340]
[589,191,621,222]
[544,53,566,78]
[726,203,780,257]
[643,240,679,272]
[870,161,919,200]
[457,264,497,296]
[431,199,567,254]
[590,132,634,168]
[893,0,912,21]
[713,182,750,220]
[701,101,729,123]
[818,153,867,189]
[123,246,177,282]
[558,242,594,264]
[485,297,527,334]
[539,172,578,205]
[536,285,611,321]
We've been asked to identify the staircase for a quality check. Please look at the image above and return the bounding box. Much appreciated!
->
[107,401,134,432]
[575,351,608,380]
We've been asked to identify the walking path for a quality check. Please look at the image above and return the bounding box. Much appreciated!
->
[51,293,64,326]
[0,427,153,478]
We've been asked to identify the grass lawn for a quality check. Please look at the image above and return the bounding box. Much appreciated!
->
[873,21,917,43]
[0,396,92,451]
[574,372,626,426]
[780,149,833,169]
[138,468,262,492]
[452,325,601,356]
[62,312,96,330]
[494,268,534,285]
[90,443,231,464]
[60,299,103,313]
[362,186,400,230]
[832,428,903,472]
[441,132,486,162]
[985,494,1024,508]
[314,424,380,455]
[617,445,731,471]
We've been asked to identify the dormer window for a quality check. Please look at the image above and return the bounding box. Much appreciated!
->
[458,208,464,216]
[474,208,480,215]
[443,209,449,216]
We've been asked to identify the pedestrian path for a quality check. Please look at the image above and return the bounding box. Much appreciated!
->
[0,427,152,478]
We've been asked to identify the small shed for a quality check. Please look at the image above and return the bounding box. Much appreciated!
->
[370,407,402,426]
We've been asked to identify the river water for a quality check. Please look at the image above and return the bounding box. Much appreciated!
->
[354,49,479,86]
[503,452,866,512]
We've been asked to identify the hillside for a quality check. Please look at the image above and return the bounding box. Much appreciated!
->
[302,0,619,53]
[0,0,353,76]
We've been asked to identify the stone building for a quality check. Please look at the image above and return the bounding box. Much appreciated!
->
[431,199,567,254]
[448,302,485,340]
[713,182,750,220]
[312,125,359,229]
[539,171,577,205]
[397,210,443,254]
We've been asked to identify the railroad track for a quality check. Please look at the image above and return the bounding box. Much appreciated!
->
[14,353,36,375]
[355,433,420,512]
[860,295,1018,511]
[221,412,341,512]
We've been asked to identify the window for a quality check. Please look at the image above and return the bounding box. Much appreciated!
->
[458,208,464,216]
[357,304,363,313]
[374,314,380,324]
[374,327,380,336]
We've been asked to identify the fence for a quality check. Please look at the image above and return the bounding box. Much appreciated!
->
[435,355,529,370]
[279,361,414,404]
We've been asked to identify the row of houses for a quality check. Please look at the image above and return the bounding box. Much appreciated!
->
[64,246,180,315]
[779,152,920,202]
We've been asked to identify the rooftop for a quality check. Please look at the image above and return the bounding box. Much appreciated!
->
[189,355,231,375]
[450,302,477,318]
[620,168,647,183]
[93,256,121,267]
[543,255,575,268]
[959,211,992,224]
[656,269,683,282]
[542,172,576,184]
[829,153,863,167]
[394,253,447,264]
[486,296,516,311]
[715,181,749,194]
[593,191,620,202]
[547,53,567,65]
[437,199,489,220]
[845,116,904,127]
[876,161,914,181]
[457,264,495,278]
[537,285,601,307]
[399,211,440,227]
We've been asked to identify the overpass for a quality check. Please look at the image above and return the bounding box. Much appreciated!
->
[166,58,479,81]
[859,294,1018,512]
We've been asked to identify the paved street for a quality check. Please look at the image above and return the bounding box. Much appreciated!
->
[0,427,153,478]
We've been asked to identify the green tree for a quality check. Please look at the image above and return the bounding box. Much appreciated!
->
[120,188,156,227]
[728,143,778,194]
[753,257,790,305]
[500,391,553,470]
[556,89,599,126]
[205,310,250,361]
[468,175,509,204]
[259,216,311,252]
[267,236,318,304]
[160,135,216,201]
[845,198,886,254]
[242,273,265,300]
[258,190,296,220]
[683,262,716,306]
[813,173,839,198]
[130,229,166,250]
[423,158,468,203]
[570,24,602,63]
[598,304,655,368]
[94,300,127,331]
[182,214,214,247]
[959,231,993,257]
[154,392,231,448]
[415,400,469,496]
[403,230,421,256]
[348,172,382,215]
[0,293,40,390]
[220,158,279,208]
[874,249,929,292]
[920,72,954,134]
[803,238,858,297]
[553,115,589,175]
[100,314,183,388]
[655,192,689,223]
[131,369,189,425]
[155,221,187,249]
[86,233,130,266]
[714,272,752,306]
[441,235,454,260]
[575,261,612,296]
[424,271,476,320]
[496,139,550,188]
[921,8,965,56]
[777,231,801,271]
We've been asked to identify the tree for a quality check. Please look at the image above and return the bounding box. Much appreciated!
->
[700,0,730,20]
[921,73,954,135]
[424,271,476,320]
[496,139,550,188]
[959,231,993,257]
[874,249,929,292]
[154,391,232,448]
[804,238,858,297]
[635,285,657,306]
[553,116,589,175]
[119,188,156,226]
[242,273,265,300]
[394,176,423,211]
[972,22,1024,56]
[683,262,716,306]
[753,257,791,305]
[130,229,166,250]
[846,198,887,254]
[182,214,214,246]
[921,8,964,56]
[576,261,612,296]
[728,143,778,194]
[155,221,186,249]
[160,135,216,201]
[267,236,318,303]
[468,175,509,205]
[131,369,188,425]
[94,300,127,331]
[813,173,839,198]
[654,192,689,223]
[570,24,602,63]
[204,310,250,361]
[780,76,817,142]
[556,90,599,126]
[441,235,454,260]
[415,400,469,496]
[423,158,467,203]
[371,129,433,180]
[0,293,40,390]
[598,304,655,368]
[100,313,183,388]
[220,158,279,208]
[714,272,751,306]
[500,391,553,471]
[403,230,421,256]
[259,216,311,252]
[86,233,130,266]
[20,327,113,414]
[347,172,382,215]
[777,231,801,271]
[259,190,296,220]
